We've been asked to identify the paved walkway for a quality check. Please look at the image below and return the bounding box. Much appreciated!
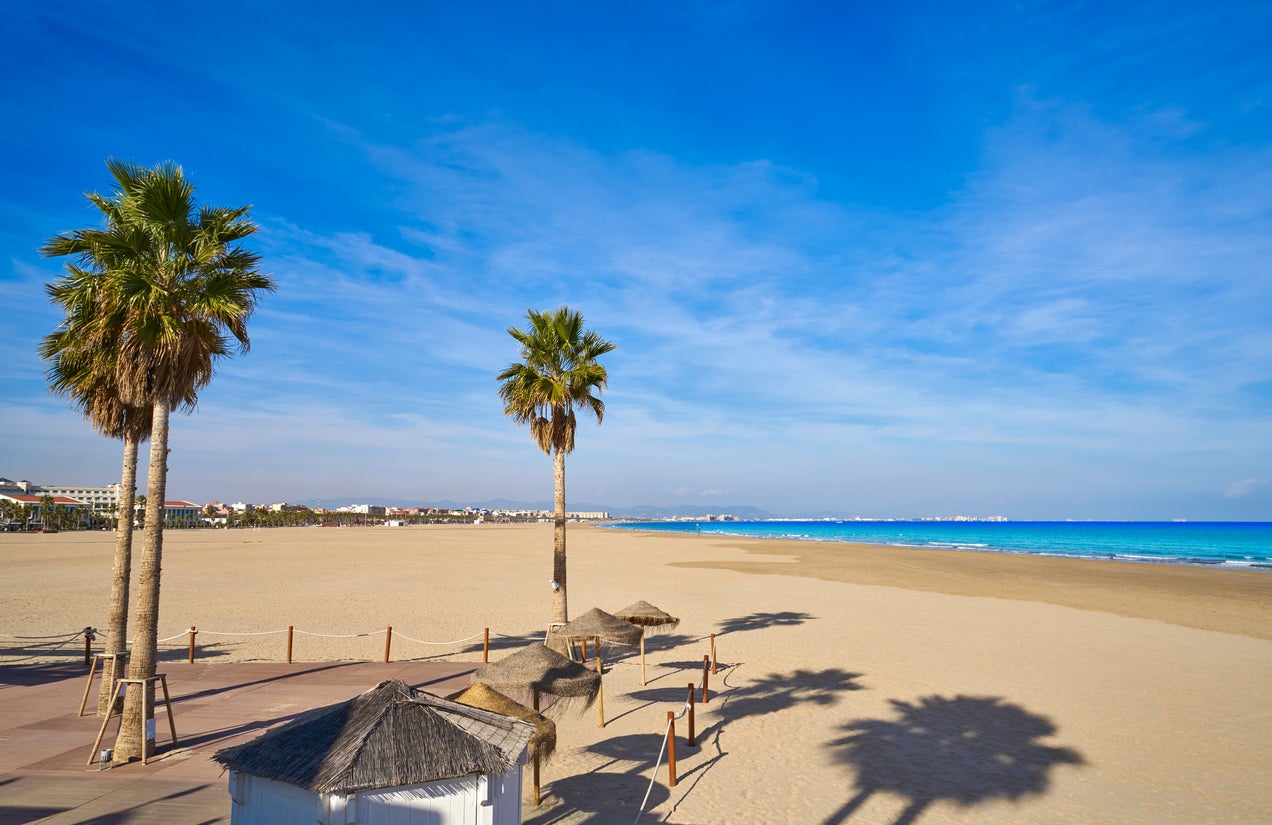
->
[0,659,480,824]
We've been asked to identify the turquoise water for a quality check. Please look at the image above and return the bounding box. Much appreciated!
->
[604,521,1272,568]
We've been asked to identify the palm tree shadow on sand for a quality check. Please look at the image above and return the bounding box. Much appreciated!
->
[716,611,816,636]
[824,695,1084,825]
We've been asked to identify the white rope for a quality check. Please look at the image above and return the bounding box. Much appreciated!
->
[390,630,486,646]
[156,632,189,643]
[197,628,288,636]
[633,702,691,825]
[0,630,87,661]
[0,630,84,640]
[293,629,377,638]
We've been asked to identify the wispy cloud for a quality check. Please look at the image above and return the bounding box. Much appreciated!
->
[1225,478,1269,499]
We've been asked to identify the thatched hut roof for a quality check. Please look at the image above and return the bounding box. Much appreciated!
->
[472,643,600,702]
[614,600,680,632]
[448,682,557,762]
[213,679,534,794]
[553,607,643,646]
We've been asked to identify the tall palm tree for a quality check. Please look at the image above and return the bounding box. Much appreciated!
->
[38,306,189,713]
[41,159,274,762]
[497,307,615,625]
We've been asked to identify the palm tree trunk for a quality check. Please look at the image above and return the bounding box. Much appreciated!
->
[97,435,138,716]
[551,447,568,624]
[115,399,169,763]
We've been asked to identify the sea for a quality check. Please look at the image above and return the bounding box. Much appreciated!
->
[603,520,1272,569]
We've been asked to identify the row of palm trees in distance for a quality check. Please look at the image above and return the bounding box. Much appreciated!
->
[40,159,615,761]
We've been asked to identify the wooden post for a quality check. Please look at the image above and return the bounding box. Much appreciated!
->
[286,626,294,664]
[83,627,95,667]
[701,655,710,703]
[581,638,588,665]
[687,683,696,747]
[711,633,717,674]
[483,627,490,663]
[666,711,678,787]
[159,675,178,749]
[79,654,104,716]
[187,627,197,664]
[596,647,605,728]
[640,632,647,685]
[383,626,393,663]
[532,689,541,805]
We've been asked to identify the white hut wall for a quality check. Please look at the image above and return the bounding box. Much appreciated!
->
[352,764,525,825]
[486,762,526,825]
[229,772,324,825]
[355,777,478,824]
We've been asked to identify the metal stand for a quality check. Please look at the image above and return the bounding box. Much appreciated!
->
[87,674,178,766]
[78,652,125,716]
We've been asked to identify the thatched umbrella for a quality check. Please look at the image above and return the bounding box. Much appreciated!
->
[471,643,600,805]
[614,600,681,685]
[448,682,556,764]
[552,607,643,727]
[213,679,534,795]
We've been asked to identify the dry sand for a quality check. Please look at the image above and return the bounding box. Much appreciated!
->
[2,524,1270,824]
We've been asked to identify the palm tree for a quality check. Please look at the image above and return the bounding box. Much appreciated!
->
[38,295,176,713]
[497,307,615,624]
[41,159,274,762]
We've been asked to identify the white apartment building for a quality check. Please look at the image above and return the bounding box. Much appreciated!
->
[0,476,119,516]
[1,476,199,524]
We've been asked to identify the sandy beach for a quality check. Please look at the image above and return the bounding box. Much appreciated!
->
[2,524,1269,824]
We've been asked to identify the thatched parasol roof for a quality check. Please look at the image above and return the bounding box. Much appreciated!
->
[553,607,643,646]
[614,600,680,632]
[213,679,534,794]
[448,682,557,762]
[472,643,601,702]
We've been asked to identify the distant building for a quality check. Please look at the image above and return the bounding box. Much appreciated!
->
[0,492,92,526]
[340,504,386,515]
[268,502,310,512]
[162,501,201,526]
[1,475,201,525]
[0,476,118,517]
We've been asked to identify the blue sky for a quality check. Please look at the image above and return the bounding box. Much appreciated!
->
[2,1,1269,519]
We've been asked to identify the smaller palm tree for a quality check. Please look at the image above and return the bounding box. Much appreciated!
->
[498,307,615,624]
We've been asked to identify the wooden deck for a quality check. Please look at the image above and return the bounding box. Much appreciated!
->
[0,660,480,824]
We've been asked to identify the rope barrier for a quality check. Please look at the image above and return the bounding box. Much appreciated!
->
[0,630,85,640]
[633,700,691,825]
[292,629,378,639]
[5,624,514,662]
[197,628,288,637]
[390,630,486,646]
[0,631,87,663]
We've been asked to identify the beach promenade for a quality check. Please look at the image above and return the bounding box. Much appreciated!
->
[2,524,1269,824]
[0,661,478,824]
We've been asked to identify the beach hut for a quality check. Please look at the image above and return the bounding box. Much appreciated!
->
[213,679,534,825]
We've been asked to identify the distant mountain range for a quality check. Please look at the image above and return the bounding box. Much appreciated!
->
[294,496,775,520]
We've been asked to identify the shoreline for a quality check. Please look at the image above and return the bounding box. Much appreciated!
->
[610,528,1272,640]
[602,520,1272,570]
